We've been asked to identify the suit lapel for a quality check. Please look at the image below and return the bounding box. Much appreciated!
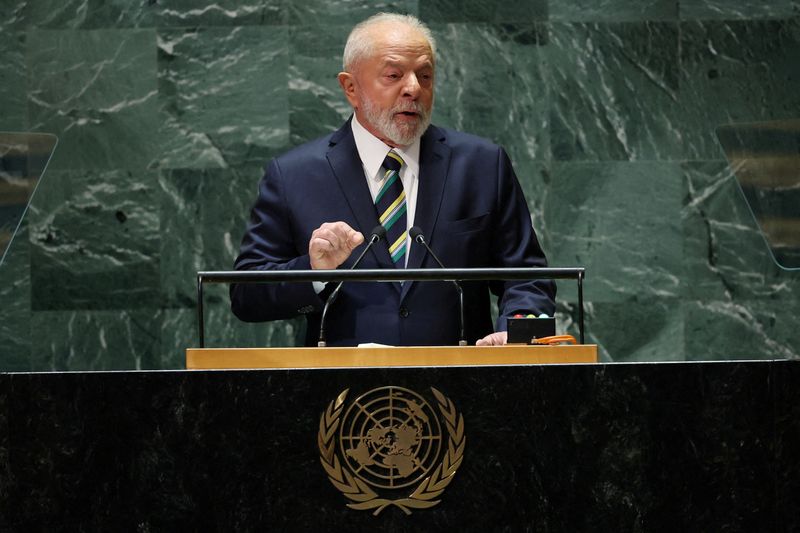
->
[402,125,452,300]
[326,120,395,268]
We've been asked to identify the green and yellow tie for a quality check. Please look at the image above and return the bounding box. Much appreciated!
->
[375,150,407,266]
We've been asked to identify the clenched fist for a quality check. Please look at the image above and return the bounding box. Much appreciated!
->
[309,221,364,270]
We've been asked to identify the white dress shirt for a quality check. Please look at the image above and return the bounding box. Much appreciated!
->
[313,116,422,292]
[351,114,419,266]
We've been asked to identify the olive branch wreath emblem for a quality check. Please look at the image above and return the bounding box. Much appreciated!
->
[317,387,466,516]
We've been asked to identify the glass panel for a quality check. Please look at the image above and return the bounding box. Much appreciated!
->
[716,120,800,270]
[0,132,58,266]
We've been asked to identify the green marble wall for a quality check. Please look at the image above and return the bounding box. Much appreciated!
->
[1,1,798,369]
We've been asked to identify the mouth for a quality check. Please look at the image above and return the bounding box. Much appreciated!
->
[395,111,419,119]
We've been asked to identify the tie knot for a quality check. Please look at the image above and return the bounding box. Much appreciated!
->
[382,150,404,172]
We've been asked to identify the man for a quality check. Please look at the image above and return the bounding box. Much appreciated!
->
[231,13,555,346]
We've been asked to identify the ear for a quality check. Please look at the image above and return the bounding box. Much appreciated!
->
[337,72,359,109]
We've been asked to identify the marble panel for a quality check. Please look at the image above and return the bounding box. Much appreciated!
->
[12,0,88,29]
[14,0,286,29]
[0,379,7,514]
[3,0,799,370]
[775,361,800,531]
[287,0,418,25]
[432,24,549,162]
[28,169,160,311]
[550,0,678,22]
[635,362,776,530]
[158,166,264,308]
[123,0,286,27]
[515,160,551,250]
[0,362,785,529]
[159,305,302,366]
[156,309,193,369]
[157,27,289,170]
[0,225,31,371]
[419,0,547,22]
[545,161,683,303]
[680,0,796,20]
[288,25,353,145]
[583,299,685,362]
[679,19,800,160]
[29,309,161,371]
[204,302,305,348]
[3,0,25,29]
[546,22,682,161]
[514,160,588,342]
[540,362,775,530]
[0,31,27,131]
[551,292,583,342]
[160,268,306,351]
[682,161,799,301]
[684,299,799,360]
[26,29,160,171]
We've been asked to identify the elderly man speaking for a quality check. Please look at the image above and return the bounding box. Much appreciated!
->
[230,13,555,347]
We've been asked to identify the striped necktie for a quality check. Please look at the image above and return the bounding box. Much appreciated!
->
[375,150,407,266]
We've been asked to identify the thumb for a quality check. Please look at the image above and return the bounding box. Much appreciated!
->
[348,231,365,249]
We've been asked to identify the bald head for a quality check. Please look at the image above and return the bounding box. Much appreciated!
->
[342,13,436,72]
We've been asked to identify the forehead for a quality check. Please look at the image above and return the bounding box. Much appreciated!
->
[361,24,434,66]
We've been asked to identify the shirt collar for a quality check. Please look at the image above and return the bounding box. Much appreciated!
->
[351,114,420,180]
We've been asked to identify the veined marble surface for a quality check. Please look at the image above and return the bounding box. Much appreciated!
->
[1,1,798,369]
[0,362,797,529]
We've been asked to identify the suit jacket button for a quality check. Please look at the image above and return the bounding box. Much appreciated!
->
[399,307,409,318]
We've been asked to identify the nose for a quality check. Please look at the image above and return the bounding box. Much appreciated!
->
[402,73,421,98]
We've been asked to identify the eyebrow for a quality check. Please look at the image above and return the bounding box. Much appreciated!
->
[382,59,434,69]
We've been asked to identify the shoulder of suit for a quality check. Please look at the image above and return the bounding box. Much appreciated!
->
[430,124,503,155]
[271,130,337,168]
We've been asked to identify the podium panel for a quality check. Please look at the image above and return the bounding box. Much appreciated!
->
[1,360,797,531]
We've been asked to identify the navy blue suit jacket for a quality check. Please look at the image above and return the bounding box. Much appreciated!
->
[231,120,556,346]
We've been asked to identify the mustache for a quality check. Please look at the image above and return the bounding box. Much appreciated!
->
[392,102,428,116]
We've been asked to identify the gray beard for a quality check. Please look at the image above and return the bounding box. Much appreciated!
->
[361,98,431,146]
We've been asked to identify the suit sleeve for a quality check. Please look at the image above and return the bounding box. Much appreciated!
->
[489,147,556,330]
[229,158,325,322]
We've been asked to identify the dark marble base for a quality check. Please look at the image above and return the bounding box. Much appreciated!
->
[1,361,797,531]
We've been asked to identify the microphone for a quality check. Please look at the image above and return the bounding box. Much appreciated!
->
[408,226,467,346]
[318,225,386,347]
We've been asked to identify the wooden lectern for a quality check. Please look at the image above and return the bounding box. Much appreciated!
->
[186,344,598,369]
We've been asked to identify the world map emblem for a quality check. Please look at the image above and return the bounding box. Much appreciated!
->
[318,386,465,515]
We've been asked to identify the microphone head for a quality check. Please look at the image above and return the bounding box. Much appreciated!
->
[409,226,424,242]
[370,225,387,242]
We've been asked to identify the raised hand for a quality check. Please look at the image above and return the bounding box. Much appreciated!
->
[309,221,365,270]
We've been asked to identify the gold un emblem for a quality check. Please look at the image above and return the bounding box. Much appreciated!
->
[318,386,466,515]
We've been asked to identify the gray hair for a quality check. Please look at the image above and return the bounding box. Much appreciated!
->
[342,13,437,71]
